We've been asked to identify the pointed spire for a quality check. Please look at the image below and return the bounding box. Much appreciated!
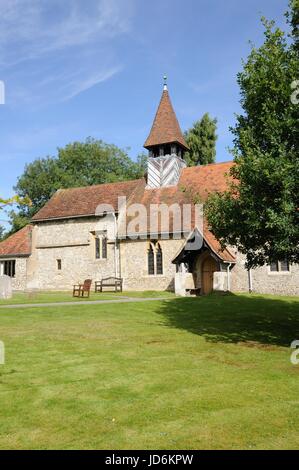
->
[144,78,189,150]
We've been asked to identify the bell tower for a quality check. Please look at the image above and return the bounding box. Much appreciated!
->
[144,76,188,188]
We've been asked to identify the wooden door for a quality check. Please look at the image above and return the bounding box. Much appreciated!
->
[202,256,218,294]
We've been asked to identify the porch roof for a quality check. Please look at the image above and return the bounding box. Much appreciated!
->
[172,226,236,264]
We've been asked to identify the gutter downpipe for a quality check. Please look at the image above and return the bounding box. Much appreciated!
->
[112,213,118,278]
[248,268,253,293]
[227,263,232,291]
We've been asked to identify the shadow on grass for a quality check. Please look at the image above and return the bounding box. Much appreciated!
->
[157,293,299,347]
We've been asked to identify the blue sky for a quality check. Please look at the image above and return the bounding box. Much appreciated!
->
[0,0,289,227]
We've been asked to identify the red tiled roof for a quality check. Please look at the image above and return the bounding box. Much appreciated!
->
[32,179,142,221]
[122,161,235,262]
[144,89,188,150]
[172,224,235,264]
[31,161,235,262]
[125,161,234,223]
[180,161,234,195]
[202,220,236,262]
[0,225,33,257]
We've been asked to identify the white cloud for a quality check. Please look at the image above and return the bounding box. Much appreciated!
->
[61,66,123,101]
[0,0,134,103]
[0,0,132,62]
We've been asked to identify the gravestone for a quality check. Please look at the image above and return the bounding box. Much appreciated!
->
[174,272,195,296]
[213,271,228,292]
[0,275,12,299]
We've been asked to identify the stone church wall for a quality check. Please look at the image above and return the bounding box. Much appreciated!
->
[28,216,117,290]
[231,252,299,296]
[0,257,28,291]
[120,238,184,291]
[10,216,299,297]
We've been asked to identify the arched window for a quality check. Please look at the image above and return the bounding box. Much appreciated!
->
[148,244,155,275]
[95,232,108,259]
[95,237,101,259]
[156,243,163,275]
[147,242,163,275]
[102,235,107,259]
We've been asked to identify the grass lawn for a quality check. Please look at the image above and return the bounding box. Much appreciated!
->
[0,290,175,305]
[0,293,298,449]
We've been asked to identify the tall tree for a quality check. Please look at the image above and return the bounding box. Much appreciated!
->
[135,152,148,176]
[56,138,145,187]
[184,113,217,166]
[205,7,299,268]
[9,138,146,233]
[286,0,299,50]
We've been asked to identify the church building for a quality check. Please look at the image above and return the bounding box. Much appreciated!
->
[0,81,298,296]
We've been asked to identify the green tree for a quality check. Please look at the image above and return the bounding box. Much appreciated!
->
[286,0,299,50]
[9,138,146,233]
[0,195,31,209]
[205,7,299,268]
[135,152,148,176]
[184,113,217,166]
[1,195,32,236]
[56,138,145,187]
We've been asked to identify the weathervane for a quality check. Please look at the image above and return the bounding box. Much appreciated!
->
[163,74,168,91]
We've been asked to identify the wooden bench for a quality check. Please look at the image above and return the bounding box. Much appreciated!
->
[73,279,92,298]
[95,277,123,293]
